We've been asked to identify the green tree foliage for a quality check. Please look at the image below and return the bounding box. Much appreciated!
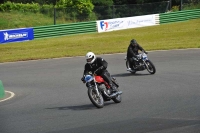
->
[92,0,113,6]
[64,0,93,14]
[56,0,94,20]
[0,1,40,12]
[1,0,189,7]
[92,0,113,20]
[113,0,137,5]
[1,0,198,23]
[2,0,56,4]
[0,0,94,21]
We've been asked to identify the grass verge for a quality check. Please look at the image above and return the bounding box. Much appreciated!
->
[0,18,200,63]
[0,11,68,30]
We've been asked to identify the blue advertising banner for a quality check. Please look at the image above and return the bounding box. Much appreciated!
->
[0,28,34,44]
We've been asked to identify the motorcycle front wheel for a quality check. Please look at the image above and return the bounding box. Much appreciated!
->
[88,88,104,108]
[145,60,156,74]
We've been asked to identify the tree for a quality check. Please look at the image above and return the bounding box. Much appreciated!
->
[92,0,113,6]
[2,0,54,4]
[0,0,5,4]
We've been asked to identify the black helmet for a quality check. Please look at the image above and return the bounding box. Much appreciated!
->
[130,39,137,45]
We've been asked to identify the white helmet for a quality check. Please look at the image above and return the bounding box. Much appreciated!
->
[85,52,96,64]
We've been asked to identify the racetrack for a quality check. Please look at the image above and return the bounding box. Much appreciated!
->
[0,49,200,133]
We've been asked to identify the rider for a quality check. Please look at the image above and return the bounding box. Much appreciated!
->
[127,39,148,71]
[81,52,117,92]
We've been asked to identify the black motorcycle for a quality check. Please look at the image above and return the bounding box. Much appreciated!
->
[125,52,156,74]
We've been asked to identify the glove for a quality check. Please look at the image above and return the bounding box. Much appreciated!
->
[143,50,148,54]
[81,77,86,83]
[132,56,138,61]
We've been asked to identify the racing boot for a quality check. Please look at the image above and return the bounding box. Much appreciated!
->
[127,67,133,72]
[109,84,122,98]
[109,83,117,93]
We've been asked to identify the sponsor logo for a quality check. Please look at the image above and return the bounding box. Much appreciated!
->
[100,20,123,31]
[127,16,154,26]
[100,21,109,30]
[3,32,28,41]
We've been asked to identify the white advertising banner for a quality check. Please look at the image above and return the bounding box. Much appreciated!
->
[97,14,156,33]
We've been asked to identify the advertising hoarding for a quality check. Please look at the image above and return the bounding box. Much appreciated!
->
[0,28,34,44]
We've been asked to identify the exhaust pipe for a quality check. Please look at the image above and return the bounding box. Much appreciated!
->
[110,91,122,98]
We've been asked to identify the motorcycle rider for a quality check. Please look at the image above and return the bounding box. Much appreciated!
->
[81,52,117,93]
[127,39,148,71]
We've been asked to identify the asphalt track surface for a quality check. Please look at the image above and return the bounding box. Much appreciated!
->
[0,49,200,133]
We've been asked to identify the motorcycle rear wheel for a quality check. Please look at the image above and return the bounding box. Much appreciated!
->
[88,88,104,108]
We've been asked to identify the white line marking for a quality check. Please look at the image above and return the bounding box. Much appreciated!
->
[0,91,15,102]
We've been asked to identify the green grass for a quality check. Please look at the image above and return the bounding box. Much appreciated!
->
[0,11,68,30]
[0,18,200,63]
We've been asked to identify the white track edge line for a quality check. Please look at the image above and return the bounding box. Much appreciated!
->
[0,91,15,102]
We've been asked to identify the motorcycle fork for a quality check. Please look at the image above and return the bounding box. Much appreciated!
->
[143,60,148,68]
[94,82,100,97]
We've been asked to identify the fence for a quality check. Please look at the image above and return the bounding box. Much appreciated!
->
[93,1,170,20]
[1,9,199,42]
[33,9,199,39]
[33,21,97,39]
[159,9,200,24]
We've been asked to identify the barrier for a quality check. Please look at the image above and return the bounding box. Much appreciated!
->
[97,14,159,33]
[0,80,5,98]
[159,9,200,24]
[155,14,160,24]
[33,9,199,39]
[0,28,34,44]
[1,9,199,41]
[33,21,97,39]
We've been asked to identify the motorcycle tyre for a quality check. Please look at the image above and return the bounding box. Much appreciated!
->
[145,60,156,74]
[126,61,136,74]
[88,88,104,108]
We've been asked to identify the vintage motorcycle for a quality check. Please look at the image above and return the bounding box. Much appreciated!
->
[125,52,156,74]
[83,73,122,108]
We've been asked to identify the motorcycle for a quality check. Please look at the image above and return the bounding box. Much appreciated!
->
[125,52,156,74]
[83,73,122,108]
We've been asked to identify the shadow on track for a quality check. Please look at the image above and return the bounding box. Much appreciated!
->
[112,73,151,77]
[46,102,115,111]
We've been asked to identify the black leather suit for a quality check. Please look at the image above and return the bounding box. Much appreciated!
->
[83,57,113,86]
[127,43,146,68]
